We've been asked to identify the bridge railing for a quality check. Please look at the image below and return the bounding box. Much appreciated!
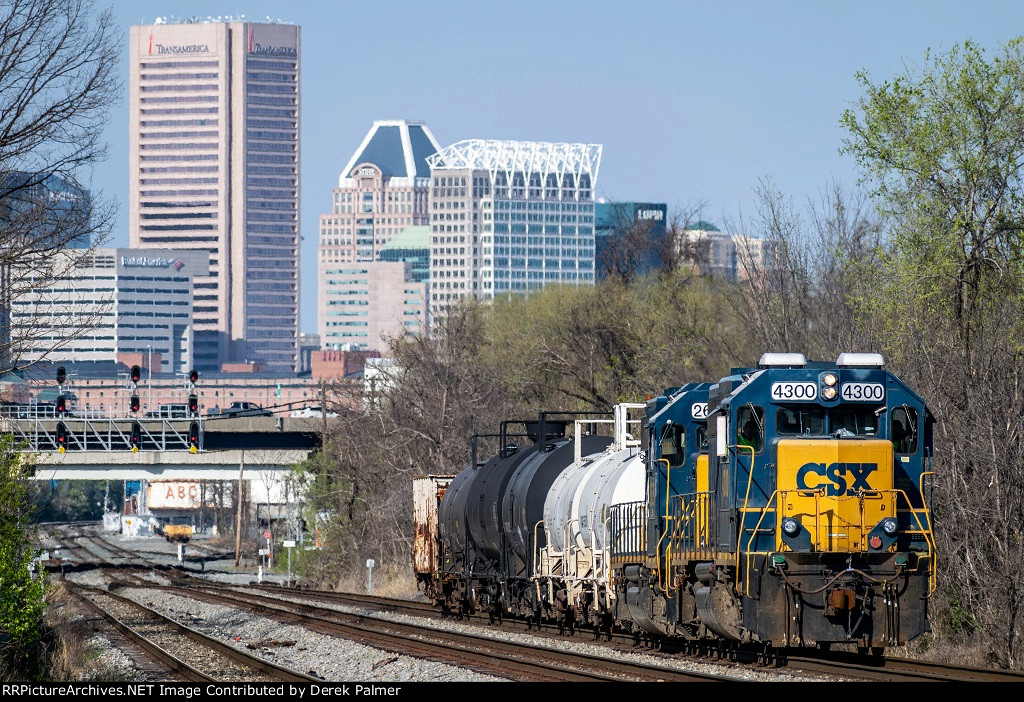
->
[5,417,199,452]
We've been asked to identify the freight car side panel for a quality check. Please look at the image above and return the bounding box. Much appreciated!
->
[413,475,454,575]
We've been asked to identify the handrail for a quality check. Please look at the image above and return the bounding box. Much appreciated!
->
[918,469,938,591]
[665,491,716,563]
[655,458,673,592]
[741,490,780,596]
[607,501,646,562]
[740,487,937,596]
[732,443,756,589]
[531,519,545,579]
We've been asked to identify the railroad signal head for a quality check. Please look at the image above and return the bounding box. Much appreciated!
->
[131,365,141,383]
[130,394,140,413]
[56,394,67,415]
[56,366,66,385]
[188,421,200,453]
[188,394,198,416]
[189,369,199,384]
[130,421,141,452]
[56,421,67,453]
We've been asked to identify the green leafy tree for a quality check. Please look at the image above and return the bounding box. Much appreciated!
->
[0,436,46,678]
[842,38,1024,668]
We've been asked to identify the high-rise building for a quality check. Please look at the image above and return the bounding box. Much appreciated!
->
[318,120,438,350]
[0,171,93,249]
[594,200,668,280]
[425,140,602,320]
[129,17,301,373]
[1,171,93,370]
[319,225,429,351]
[8,247,209,373]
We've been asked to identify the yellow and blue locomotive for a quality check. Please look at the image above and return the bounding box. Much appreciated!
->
[414,352,935,653]
[609,352,935,651]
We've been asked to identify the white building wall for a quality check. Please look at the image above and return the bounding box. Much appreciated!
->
[426,140,601,323]
[9,247,209,372]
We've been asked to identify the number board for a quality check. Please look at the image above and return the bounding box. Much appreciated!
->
[771,382,818,402]
[691,402,709,419]
[840,382,885,402]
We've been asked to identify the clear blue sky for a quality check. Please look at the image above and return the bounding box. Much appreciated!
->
[93,0,1024,334]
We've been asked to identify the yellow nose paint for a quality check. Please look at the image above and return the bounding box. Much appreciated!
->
[776,439,895,552]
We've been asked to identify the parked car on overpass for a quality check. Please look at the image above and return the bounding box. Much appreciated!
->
[207,401,273,418]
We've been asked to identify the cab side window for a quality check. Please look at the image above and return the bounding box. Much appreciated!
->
[696,426,708,452]
[891,407,919,455]
[736,405,765,453]
[659,424,685,467]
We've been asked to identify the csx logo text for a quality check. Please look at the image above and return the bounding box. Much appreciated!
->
[796,462,878,495]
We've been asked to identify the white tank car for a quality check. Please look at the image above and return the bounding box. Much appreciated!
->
[542,445,644,553]
[575,448,644,551]
[543,403,647,557]
[543,448,614,552]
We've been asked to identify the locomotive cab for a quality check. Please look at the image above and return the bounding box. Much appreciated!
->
[698,352,935,650]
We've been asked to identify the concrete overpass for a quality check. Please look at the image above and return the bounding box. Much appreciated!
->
[29,447,310,481]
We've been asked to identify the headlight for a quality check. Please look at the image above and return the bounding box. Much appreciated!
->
[822,372,837,387]
[782,517,800,536]
[882,518,898,535]
[823,386,838,400]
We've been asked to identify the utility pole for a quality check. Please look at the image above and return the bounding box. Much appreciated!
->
[320,379,328,437]
[199,479,206,535]
[234,449,244,567]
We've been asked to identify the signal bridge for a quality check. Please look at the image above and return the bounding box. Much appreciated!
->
[5,415,328,481]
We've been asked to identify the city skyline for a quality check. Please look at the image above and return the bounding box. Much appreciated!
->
[86,1,1024,334]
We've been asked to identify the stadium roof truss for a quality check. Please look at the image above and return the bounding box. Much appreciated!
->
[426,140,602,193]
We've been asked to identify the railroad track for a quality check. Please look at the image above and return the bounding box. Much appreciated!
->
[62,580,321,682]
[48,524,1024,683]
[210,583,1024,683]
[143,581,736,682]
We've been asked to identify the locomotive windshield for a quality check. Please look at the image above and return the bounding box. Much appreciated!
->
[776,407,825,435]
[831,406,879,436]
[776,405,881,437]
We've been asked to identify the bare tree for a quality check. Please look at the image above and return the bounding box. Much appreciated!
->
[722,178,883,360]
[0,0,121,373]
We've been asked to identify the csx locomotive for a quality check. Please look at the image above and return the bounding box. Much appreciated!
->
[413,352,936,652]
